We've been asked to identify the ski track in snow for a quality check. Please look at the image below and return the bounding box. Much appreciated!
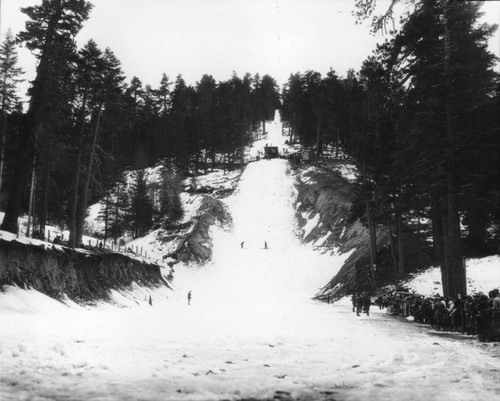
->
[2,115,500,401]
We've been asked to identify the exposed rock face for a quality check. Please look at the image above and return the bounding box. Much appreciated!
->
[295,166,389,300]
[162,195,232,265]
[0,238,170,302]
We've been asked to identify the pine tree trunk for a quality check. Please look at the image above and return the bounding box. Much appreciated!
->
[446,173,465,297]
[315,117,322,160]
[75,106,102,247]
[114,192,120,244]
[38,163,52,237]
[103,193,109,243]
[69,145,82,248]
[26,163,37,237]
[365,198,377,281]
[335,128,340,159]
[431,192,444,265]
[69,95,87,248]
[396,210,405,277]
[386,214,398,273]
[443,0,466,298]
[0,93,7,193]
[441,206,450,297]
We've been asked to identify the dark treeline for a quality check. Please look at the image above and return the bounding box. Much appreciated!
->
[282,0,499,298]
[0,0,280,247]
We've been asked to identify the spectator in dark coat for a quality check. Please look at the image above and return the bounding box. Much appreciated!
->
[363,295,371,316]
[434,297,447,331]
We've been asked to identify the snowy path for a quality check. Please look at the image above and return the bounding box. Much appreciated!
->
[2,117,500,400]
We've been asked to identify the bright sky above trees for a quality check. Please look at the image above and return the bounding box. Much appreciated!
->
[1,0,499,100]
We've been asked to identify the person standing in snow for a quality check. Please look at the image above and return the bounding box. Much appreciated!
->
[477,293,490,341]
[433,297,447,331]
[351,293,358,312]
[264,241,268,249]
[240,241,244,248]
[363,295,371,316]
[356,294,363,316]
[187,290,192,305]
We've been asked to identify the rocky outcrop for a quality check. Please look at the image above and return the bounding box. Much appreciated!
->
[295,166,390,300]
[0,238,171,302]
[161,195,232,265]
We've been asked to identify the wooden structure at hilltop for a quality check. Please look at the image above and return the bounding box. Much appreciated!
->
[264,146,279,159]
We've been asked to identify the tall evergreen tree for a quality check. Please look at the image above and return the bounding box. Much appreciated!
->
[127,168,153,238]
[1,0,92,234]
[0,29,24,195]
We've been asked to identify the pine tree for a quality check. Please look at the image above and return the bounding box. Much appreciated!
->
[69,39,104,247]
[156,73,171,118]
[254,74,280,134]
[0,29,24,195]
[127,169,153,238]
[1,0,92,234]
[159,161,184,227]
[195,74,216,171]
[98,172,128,244]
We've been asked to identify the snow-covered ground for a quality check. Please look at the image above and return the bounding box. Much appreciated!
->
[2,114,500,401]
[400,255,500,297]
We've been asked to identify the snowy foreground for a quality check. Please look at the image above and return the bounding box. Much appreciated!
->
[2,119,500,400]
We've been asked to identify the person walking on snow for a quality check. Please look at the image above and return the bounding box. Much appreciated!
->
[240,241,244,248]
[264,241,268,249]
[187,290,192,305]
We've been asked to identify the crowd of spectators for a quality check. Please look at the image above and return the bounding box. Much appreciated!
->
[366,290,500,342]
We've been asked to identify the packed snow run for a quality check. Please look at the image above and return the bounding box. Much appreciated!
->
[2,117,500,401]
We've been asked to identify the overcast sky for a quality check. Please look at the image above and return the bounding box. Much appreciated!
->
[2,0,499,99]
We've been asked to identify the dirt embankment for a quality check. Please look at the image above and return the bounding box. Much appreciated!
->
[160,195,232,265]
[295,165,389,300]
[0,238,171,302]
[177,195,231,264]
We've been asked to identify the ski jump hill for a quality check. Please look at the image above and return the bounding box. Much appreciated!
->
[0,111,376,304]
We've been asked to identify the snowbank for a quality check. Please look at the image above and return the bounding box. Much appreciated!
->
[403,255,500,296]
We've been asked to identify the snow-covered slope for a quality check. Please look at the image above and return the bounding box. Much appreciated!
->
[171,158,347,308]
[399,255,500,296]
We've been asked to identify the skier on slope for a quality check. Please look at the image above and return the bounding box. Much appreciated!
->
[187,290,192,305]
[241,241,244,248]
